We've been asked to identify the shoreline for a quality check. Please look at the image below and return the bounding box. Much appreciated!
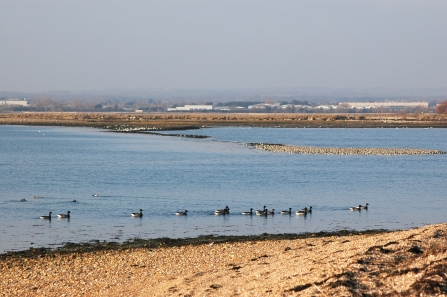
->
[1,112,447,129]
[1,222,446,296]
[1,228,391,259]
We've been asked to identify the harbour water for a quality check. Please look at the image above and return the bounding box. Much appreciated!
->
[0,125,446,253]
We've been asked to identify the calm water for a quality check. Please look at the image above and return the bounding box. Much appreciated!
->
[1,125,446,253]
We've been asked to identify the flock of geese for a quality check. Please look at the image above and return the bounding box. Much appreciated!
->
[173,206,314,216]
[38,197,369,220]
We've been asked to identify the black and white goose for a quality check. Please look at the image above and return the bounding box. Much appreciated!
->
[265,208,275,215]
[296,207,308,215]
[280,208,292,215]
[360,203,369,210]
[40,212,52,220]
[214,206,229,215]
[256,206,267,215]
[131,209,143,217]
[175,210,188,216]
[58,211,71,218]
[242,208,253,215]
[349,205,362,211]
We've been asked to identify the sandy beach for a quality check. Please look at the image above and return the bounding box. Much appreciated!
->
[1,223,446,296]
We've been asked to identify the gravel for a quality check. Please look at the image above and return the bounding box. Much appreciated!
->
[1,223,446,296]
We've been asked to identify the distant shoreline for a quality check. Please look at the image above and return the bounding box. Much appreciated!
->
[1,112,447,129]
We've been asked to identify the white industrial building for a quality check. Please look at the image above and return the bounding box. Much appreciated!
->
[0,98,29,106]
[338,101,429,109]
[167,105,213,111]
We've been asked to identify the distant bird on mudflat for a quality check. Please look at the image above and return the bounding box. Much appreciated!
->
[58,211,71,218]
[131,209,143,217]
[40,212,52,220]
[175,210,188,216]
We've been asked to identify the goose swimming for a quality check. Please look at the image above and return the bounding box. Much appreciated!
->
[214,206,229,215]
[349,205,362,211]
[280,208,292,215]
[58,211,71,218]
[360,203,369,210]
[296,207,308,215]
[131,209,143,217]
[256,206,267,215]
[242,208,253,215]
[265,208,275,215]
[175,210,188,216]
[92,194,99,197]
[40,212,52,220]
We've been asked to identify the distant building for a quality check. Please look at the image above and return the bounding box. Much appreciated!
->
[316,105,338,110]
[339,101,429,110]
[167,105,213,111]
[248,102,280,109]
[248,103,268,109]
[214,106,230,111]
[0,98,29,106]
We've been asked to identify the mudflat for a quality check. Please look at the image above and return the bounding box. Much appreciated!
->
[1,112,447,129]
[1,224,446,296]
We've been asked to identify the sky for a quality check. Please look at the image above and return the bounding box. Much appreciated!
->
[1,0,446,93]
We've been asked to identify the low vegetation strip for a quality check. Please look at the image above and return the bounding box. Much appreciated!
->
[1,112,447,128]
[253,143,446,155]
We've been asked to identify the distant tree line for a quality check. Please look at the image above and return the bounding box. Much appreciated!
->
[436,101,447,114]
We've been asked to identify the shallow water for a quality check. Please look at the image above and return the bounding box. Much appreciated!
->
[1,125,446,253]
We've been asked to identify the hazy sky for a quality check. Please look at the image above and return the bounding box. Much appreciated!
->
[1,0,446,92]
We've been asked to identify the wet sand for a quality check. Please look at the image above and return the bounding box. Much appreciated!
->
[1,112,447,129]
[1,224,446,296]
